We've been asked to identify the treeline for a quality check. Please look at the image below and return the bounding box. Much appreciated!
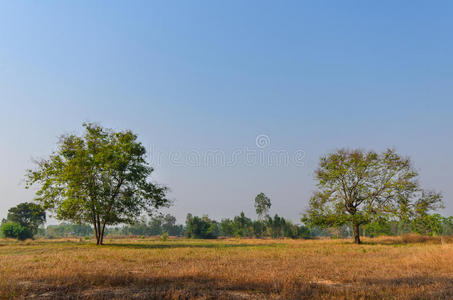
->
[185,213,312,238]
[362,214,453,237]
[37,223,93,238]
[34,212,453,239]
[108,214,185,237]
[35,212,309,239]
[36,214,185,238]
[317,215,453,238]
[4,189,452,241]
[185,213,453,239]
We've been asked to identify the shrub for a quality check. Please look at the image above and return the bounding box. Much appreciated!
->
[161,232,168,241]
[1,222,33,241]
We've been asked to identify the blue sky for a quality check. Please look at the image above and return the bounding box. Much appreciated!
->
[1,1,452,223]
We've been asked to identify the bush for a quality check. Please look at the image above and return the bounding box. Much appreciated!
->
[1,222,33,241]
[161,232,168,241]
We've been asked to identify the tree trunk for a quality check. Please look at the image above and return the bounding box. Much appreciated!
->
[353,223,361,244]
[96,216,102,245]
[93,220,100,245]
[95,230,100,245]
[100,222,106,245]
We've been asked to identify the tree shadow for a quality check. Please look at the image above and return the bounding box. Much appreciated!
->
[361,275,453,286]
[17,272,280,299]
[15,272,453,299]
[337,235,451,246]
[103,242,282,249]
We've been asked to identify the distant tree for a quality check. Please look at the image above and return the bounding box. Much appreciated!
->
[439,216,453,236]
[25,123,169,245]
[6,202,46,235]
[362,217,393,237]
[44,223,93,238]
[122,219,151,236]
[162,214,177,234]
[185,214,218,239]
[1,222,32,240]
[411,191,445,235]
[254,193,271,219]
[219,218,235,237]
[148,215,164,235]
[303,149,442,244]
[266,214,287,238]
[233,212,253,237]
[252,220,266,238]
[161,214,184,236]
[412,214,444,236]
[115,214,184,237]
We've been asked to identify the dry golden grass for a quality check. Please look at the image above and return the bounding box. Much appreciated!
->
[1,236,453,299]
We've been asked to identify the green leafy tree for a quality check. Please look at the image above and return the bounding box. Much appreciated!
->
[6,202,46,235]
[1,222,32,240]
[252,220,266,238]
[440,216,453,235]
[410,192,445,235]
[303,149,442,244]
[219,218,235,236]
[148,215,164,235]
[411,213,447,236]
[362,217,393,237]
[266,214,288,238]
[254,193,271,219]
[185,214,219,239]
[161,214,184,236]
[25,123,169,245]
[232,212,253,237]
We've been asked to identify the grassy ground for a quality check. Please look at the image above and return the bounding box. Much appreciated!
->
[1,236,453,299]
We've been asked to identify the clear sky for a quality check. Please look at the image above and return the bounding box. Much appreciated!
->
[1,1,452,224]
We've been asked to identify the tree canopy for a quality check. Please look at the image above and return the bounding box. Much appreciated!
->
[26,123,169,245]
[302,149,443,244]
[6,202,46,235]
[0,222,32,241]
[254,193,271,219]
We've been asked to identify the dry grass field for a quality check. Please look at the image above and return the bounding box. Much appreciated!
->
[1,236,453,299]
